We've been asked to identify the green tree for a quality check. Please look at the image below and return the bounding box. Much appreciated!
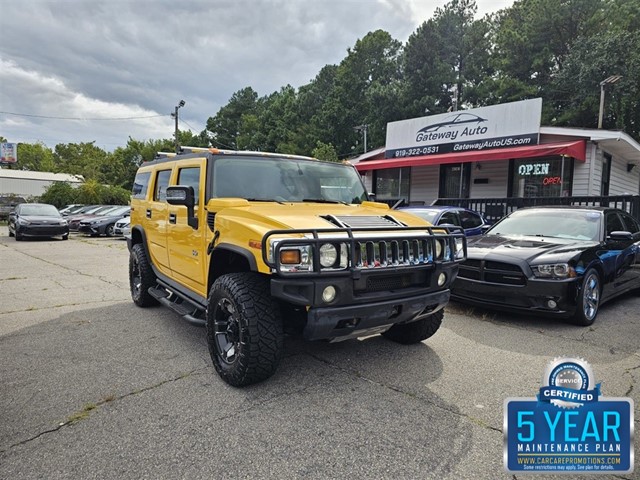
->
[403,0,492,115]
[14,142,56,171]
[205,87,259,149]
[39,182,78,208]
[311,141,339,162]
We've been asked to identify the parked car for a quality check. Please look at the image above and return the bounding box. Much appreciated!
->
[67,205,122,231]
[451,206,640,325]
[400,206,490,236]
[58,204,85,216]
[0,195,27,220]
[8,203,69,241]
[78,206,130,237]
[113,216,131,239]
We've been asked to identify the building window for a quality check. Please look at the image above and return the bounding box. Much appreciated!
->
[510,156,574,198]
[374,167,410,204]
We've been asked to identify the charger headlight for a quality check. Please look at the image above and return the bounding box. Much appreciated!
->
[532,263,576,279]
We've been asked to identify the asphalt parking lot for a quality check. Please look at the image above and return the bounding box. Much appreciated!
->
[0,228,638,480]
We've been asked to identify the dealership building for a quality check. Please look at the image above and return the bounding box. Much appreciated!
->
[353,99,640,220]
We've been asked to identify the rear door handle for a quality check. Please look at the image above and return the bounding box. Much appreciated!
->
[169,213,177,224]
[146,209,152,218]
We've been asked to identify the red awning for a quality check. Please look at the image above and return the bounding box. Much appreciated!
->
[355,140,586,172]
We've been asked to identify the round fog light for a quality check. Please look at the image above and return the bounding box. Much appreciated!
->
[547,299,557,309]
[437,273,446,287]
[322,285,337,303]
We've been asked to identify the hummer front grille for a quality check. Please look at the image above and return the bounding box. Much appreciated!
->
[263,226,466,277]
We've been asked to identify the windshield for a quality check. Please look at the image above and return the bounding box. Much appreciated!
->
[404,210,439,223]
[20,204,60,217]
[211,156,368,204]
[488,209,602,241]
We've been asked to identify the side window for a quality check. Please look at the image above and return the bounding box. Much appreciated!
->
[154,170,172,202]
[605,212,625,235]
[177,167,200,202]
[131,172,151,199]
[619,212,640,234]
[438,211,461,226]
[459,210,482,229]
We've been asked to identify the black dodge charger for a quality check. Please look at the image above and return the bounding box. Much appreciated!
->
[451,206,640,325]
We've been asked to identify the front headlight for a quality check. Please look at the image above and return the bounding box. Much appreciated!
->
[319,243,338,267]
[531,263,576,279]
[18,219,31,225]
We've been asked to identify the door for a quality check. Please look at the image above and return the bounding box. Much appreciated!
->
[602,211,639,298]
[439,163,471,198]
[167,160,208,295]
[144,168,172,274]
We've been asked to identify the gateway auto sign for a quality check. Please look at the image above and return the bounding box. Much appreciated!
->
[385,98,542,159]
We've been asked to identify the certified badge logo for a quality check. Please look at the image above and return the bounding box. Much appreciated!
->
[539,357,600,408]
[504,357,634,474]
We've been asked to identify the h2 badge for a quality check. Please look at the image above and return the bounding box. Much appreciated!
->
[504,357,634,474]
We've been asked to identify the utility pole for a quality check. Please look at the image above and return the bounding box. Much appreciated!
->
[172,100,185,153]
[598,76,621,129]
[354,124,368,153]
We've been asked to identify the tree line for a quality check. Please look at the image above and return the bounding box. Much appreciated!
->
[2,0,638,192]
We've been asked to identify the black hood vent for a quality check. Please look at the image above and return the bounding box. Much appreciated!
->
[321,215,405,229]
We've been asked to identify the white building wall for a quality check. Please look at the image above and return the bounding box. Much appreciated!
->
[469,161,509,198]
[572,142,598,196]
[0,178,54,197]
[409,165,439,204]
[609,153,640,195]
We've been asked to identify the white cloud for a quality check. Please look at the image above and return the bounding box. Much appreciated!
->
[0,0,513,151]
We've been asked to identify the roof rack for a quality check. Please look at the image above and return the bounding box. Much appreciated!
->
[177,146,317,161]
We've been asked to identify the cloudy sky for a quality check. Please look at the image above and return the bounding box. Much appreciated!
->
[1,0,513,152]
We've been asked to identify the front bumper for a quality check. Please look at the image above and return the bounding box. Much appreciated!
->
[304,289,449,341]
[17,225,68,238]
[271,264,457,341]
[451,276,581,318]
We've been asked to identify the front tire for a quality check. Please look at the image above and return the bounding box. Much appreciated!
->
[105,224,115,237]
[382,309,444,344]
[572,268,600,326]
[206,273,283,387]
[129,244,158,307]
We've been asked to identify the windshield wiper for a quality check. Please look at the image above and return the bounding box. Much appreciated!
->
[245,198,285,204]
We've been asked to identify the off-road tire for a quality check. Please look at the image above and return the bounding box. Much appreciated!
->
[129,243,158,307]
[382,309,444,344]
[572,268,600,326]
[206,272,283,387]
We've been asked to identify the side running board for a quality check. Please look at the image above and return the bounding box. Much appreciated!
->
[148,285,206,327]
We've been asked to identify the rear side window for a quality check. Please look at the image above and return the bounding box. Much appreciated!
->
[132,172,151,199]
[459,210,483,229]
[154,170,172,202]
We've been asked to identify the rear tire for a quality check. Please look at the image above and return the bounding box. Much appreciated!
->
[382,309,444,344]
[572,268,600,326]
[206,272,283,387]
[129,244,158,307]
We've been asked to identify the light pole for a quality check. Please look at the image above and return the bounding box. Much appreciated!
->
[354,124,368,153]
[598,75,621,129]
[172,99,185,153]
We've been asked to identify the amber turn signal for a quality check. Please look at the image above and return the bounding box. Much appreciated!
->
[280,249,301,264]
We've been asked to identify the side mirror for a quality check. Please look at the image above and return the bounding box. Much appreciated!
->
[480,225,492,234]
[608,230,633,241]
[166,185,197,229]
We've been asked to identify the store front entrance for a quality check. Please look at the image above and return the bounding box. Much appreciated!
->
[439,163,471,198]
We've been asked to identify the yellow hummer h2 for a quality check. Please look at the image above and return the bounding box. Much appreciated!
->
[128,147,466,386]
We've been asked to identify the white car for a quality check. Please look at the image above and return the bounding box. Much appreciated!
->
[113,217,131,239]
